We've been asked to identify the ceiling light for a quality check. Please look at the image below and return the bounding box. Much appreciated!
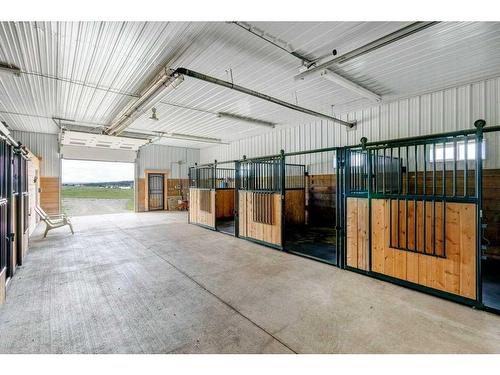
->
[217,112,276,128]
[295,22,438,80]
[319,69,381,103]
[106,69,184,136]
[0,62,21,77]
[153,131,229,145]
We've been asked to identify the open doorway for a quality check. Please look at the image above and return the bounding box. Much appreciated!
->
[215,163,236,236]
[61,159,135,217]
[481,132,500,312]
[284,151,338,265]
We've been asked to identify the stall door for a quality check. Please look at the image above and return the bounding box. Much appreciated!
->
[148,174,164,211]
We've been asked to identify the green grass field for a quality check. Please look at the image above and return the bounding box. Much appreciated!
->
[62,186,134,210]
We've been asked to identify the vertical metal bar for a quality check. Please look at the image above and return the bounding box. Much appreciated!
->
[187,168,191,224]
[432,199,436,256]
[464,136,468,196]
[442,141,446,196]
[405,146,409,195]
[336,150,340,267]
[235,161,240,237]
[442,201,446,257]
[405,146,409,249]
[432,143,436,195]
[414,145,418,195]
[453,138,457,196]
[367,148,372,271]
[389,147,393,247]
[389,197,393,247]
[397,147,401,247]
[423,144,427,253]
[280,151,286,248]
[414,198,417,252]
[474,120,484,305]
[423,144,427,195]
[341,148,347,267]
[382,148,386,194]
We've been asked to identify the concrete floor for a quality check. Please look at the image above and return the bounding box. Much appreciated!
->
[1,212,500,353]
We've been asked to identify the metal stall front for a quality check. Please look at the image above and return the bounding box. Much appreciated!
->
[0,137,11,295]
[188,164,216,230]
[14,147,29,266]
[339,121,495,307]
[238,154,284,249]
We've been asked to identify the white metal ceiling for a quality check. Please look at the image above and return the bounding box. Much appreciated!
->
[1,21,500,148]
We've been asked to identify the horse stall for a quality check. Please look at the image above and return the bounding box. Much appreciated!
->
[214,162,236,235]
[284,150,338,264]
[342,127,484,305]
[237,156,283,248]
[1,130,29,304]
[481,126,500,312]
[188,165,216,230]
[235,155,304,249]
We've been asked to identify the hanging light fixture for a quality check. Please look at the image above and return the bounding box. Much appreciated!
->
[149,107,159,121]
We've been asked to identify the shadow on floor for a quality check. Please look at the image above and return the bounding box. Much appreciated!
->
[216,218,235,235]
[285,225,337,264]
[483,258,500,311]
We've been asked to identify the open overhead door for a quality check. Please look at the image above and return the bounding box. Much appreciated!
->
[60,131,148,162]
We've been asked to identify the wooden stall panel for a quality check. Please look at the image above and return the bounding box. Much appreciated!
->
[137,178,145,212]
[216,189,235,219]
[40,177,60,214]
[346,197,369,271]
[189,188,215,228]
[238,191,282,246]
[27,155,40,235]
[371,199,476,299]
[285,190,306,225]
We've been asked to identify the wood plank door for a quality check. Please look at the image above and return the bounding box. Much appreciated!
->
[148,174,164,211]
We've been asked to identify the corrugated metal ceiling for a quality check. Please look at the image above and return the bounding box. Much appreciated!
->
[1,21,500,148]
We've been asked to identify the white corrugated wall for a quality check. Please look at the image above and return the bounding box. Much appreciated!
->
[136,143,200,179]
[200,76,500,171]
[11,130,60,177]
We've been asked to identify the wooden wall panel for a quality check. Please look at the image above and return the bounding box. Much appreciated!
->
[285,190,306,225]
[137,178,145,212]
[167,179,189,200]
[371,199,476,299]
[215,189,235,219]
[238,191,281,246]
[189,188,215,228]
[40,177,60,214]
[346,197,369,271]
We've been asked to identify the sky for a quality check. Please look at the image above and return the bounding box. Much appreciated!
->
[62,159,134,183]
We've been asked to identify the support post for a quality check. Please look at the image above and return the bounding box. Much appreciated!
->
[280,150,286,249]
[474,119,485,306]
